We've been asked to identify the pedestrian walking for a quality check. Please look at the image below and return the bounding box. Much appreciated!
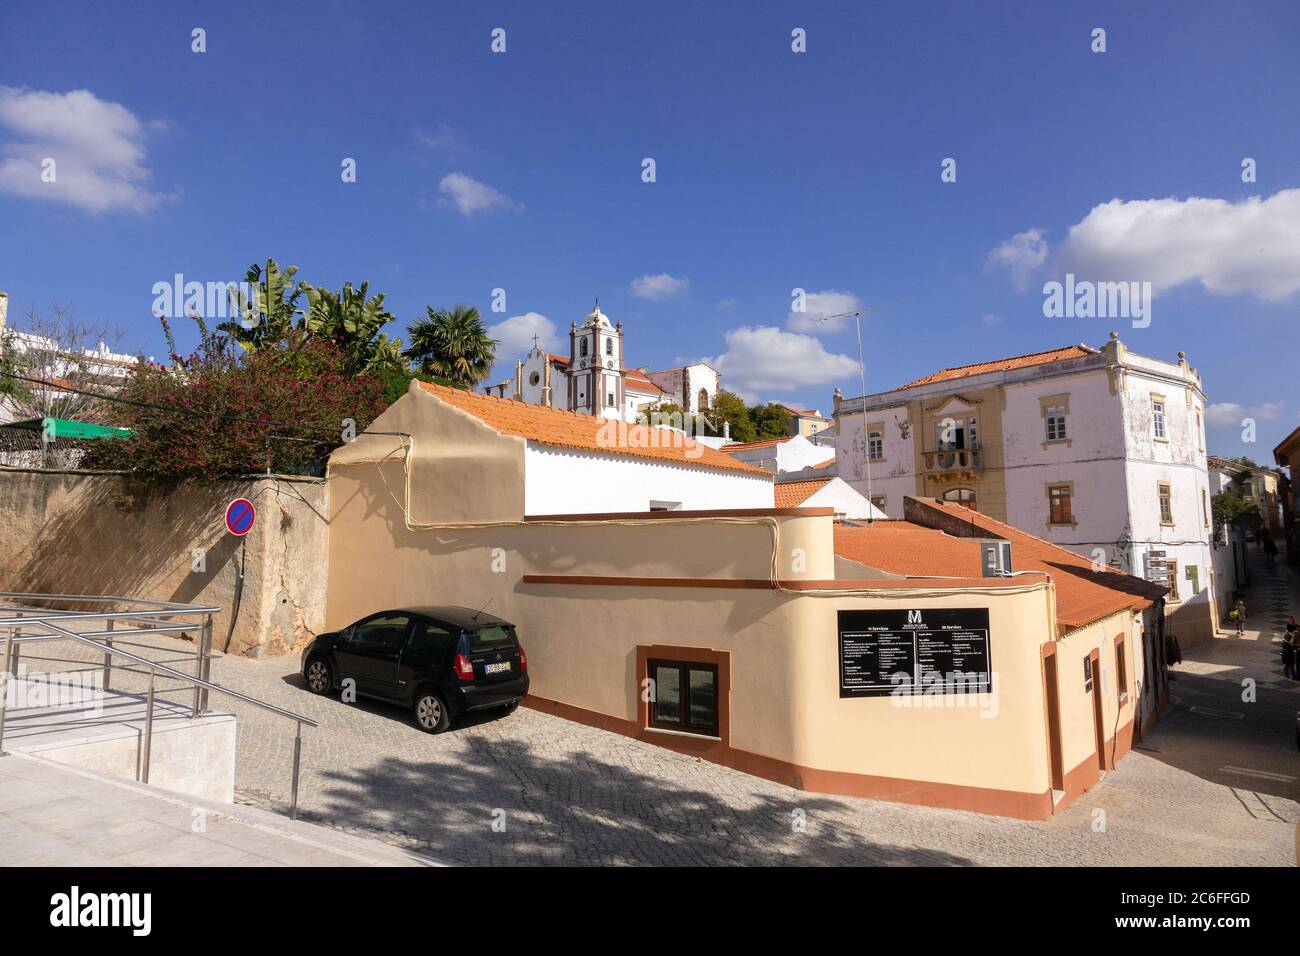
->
[1263,533,1277,563]
[1285,617,1299,680]
[1230,599,1247,636]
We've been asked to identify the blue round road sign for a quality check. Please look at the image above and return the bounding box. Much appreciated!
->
[225,498,255,536]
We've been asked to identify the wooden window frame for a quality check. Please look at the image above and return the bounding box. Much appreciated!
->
[1165,558,1180,603]
[647,658,721,737]
[1039,393,1070,445]
[1114,635,1128,704]
[1157,481,1174,526]
[1047,482,1075,527]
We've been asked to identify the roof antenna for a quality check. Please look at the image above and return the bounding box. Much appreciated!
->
[470,596,493,623]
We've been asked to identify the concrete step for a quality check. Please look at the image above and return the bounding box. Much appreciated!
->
[0,751,442,867]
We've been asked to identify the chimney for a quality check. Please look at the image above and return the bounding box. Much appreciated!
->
[515,360,524,398]
[542,356,553,407]
[723,419,730,441]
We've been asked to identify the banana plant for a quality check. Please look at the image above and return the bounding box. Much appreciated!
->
[220,259,305,352]
[303,281,401,373]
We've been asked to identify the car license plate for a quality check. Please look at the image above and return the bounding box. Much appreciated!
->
[484,661,511,675]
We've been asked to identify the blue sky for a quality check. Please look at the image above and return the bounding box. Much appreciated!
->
[1,0,1297,459]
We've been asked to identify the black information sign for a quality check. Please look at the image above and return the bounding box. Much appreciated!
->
[837,607,992,697]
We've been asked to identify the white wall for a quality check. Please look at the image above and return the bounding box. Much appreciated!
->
[523,442,774,514]
[799,478,886,520]
[724,434,835,474]
[835,405,914,516]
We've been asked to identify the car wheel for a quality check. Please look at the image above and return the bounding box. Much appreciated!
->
[305,657,333,695]
[414,690,451,733]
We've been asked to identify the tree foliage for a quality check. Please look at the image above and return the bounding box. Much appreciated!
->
[1212,490,1261,531]
[84,327,386,485]
[403,304,497,386]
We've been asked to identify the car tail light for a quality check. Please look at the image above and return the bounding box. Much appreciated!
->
[453,652,474,682]
[519,646,527,673]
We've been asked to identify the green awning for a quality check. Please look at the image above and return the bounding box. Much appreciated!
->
[1,417,132,440]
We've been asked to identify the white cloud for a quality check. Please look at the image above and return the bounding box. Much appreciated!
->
[630,273,689,300]
[416,125,457,151]
[1205,401,1283,427]
[1057,190,1300,300]
[787,289,863,333]
[437,171,521,216]
[705,326,858,400]
[982,312,1003,327]
[992,191,1300,302]
[0,86,170,214]
[487,311,558,358]
[985,228,1049,292]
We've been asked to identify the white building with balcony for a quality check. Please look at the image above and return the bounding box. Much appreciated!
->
[833,333,1216,644]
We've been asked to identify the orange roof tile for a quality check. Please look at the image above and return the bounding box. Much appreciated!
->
[811,457,836,470]
[897,345,1096,390]
[718,438,788,453]
[625,371,667,394]
[547,353,570,365]
[416,382,771,477]
[834,502,1165,633]
[774,478,832,508]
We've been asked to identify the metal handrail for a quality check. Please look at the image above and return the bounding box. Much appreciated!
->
[0,595,316,819]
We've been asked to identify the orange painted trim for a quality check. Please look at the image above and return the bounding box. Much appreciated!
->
[524,507,833,521]
[521,573,1033,591]
[521,693,1054,821]
[1057,714,1137,810]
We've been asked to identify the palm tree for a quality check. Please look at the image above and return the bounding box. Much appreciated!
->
[403,305,496,387]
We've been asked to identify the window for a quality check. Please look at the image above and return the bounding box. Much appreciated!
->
[967,417,978,449]
[1201,488,1209,528]
[1166,559,1180,601]
[649,500,682,512]
[1186,564,1199,595]
[1115,636,1128,702]
[580,339,588,357]
[406,621,455,657]
[1044,404,1068,441]
[607,392,615,407]
[528,371,540,387]
[352,614,410,648]
[698,388,710,412]
[941,487,977,510]
[1157,482,1173,525]
[867,428,883,461]
[870,495,886,510]
[1195,410,1203,451]
[1152,399,1167,440]
[649,659,718,736]
[605,338,612,356]
[1048,484,1073,525]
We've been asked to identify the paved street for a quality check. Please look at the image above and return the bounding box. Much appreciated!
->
[14,546,1297,866]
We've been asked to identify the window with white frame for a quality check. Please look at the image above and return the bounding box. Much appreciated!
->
[1152,398,1167,440]
[1044,403,1068,441]
[867,427,883,461]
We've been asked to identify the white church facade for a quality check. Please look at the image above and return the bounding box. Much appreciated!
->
[502,304,720,424]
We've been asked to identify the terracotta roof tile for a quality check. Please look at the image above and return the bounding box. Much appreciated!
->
[834,502,1165,633]
[416,382,771,477]
[774,478,832,508]
[718,438,788,452]
[897,345,1096,390]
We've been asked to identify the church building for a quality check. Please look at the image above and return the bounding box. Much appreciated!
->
[505,303,720,424]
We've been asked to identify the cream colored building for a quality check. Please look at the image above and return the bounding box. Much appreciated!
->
[322,380,1167,819]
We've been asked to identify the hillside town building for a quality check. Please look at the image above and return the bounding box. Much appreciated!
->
[503,303,720,425]
[321,379,1169,820]
[832,334,1216,645]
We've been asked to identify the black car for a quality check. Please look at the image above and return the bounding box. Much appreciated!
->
[300,606,529,733]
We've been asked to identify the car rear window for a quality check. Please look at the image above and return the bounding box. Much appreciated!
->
[464,624,518,654]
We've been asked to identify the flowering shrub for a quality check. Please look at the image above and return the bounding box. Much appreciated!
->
[84,328,386,485]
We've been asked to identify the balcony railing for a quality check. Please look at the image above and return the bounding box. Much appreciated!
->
[922,447,982,475]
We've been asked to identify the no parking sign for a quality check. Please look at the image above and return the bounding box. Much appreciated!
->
[225,498,256,537]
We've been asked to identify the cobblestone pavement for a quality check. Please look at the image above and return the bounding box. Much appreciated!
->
[20,605,1297,867]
